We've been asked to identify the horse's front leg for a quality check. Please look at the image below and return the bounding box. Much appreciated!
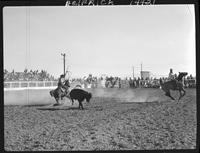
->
[61,92,65,100]
[178,89,186,101]
[57,94,62,105]
[53,97,60,106]
[182,88,186,97]
[165,91,175,100]
[178,90,182,101]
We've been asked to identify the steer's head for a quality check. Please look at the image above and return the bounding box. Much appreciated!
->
[86,92,92,103]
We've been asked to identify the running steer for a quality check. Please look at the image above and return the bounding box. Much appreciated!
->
[69,88,92,109]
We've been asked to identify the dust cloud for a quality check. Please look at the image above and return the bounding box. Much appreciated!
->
[87,88,162,103]
[4,88,164,106]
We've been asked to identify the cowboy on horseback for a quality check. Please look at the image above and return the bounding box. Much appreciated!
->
[58,74,70,100]
[168,68,178,86]
[160,69,188,101]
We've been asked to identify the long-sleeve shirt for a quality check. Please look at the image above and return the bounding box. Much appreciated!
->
[58,77,65,88]
[168,73,175,80]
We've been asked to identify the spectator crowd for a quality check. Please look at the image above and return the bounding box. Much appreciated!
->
[71,74,196,89]
[4,69,56,81]
[4,69,196,88]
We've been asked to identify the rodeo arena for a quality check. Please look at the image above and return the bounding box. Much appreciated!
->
[4,64,197,151]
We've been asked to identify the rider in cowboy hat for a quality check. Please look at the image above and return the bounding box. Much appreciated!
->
[168,68,175,80]
[168,68,180,88]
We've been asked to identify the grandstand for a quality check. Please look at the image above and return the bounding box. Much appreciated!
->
[4,69,57,82]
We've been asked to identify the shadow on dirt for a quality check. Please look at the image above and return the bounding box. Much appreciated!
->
[23,104,53,107]
[37,104,104,111]
[36,106,87,111]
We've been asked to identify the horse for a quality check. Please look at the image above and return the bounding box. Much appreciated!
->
[50,80,83,105]
[49,80,71,105]
[105,77,117,88]
[159,72,188,101]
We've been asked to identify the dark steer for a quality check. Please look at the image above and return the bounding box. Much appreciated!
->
[69,88,92,109]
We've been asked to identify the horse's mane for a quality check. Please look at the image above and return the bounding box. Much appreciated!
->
[177,72,188,81]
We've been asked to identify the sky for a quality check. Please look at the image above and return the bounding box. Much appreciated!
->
[3,5,196,79]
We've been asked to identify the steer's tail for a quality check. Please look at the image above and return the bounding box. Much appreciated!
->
[74,84,82,89]
[67,84,82,97]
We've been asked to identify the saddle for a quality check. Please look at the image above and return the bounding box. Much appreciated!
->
[171,79,182,89]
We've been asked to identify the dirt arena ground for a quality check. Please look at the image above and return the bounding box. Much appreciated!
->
[4,88,196,151]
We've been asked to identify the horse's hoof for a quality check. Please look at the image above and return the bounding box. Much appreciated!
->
[53,103,59,106]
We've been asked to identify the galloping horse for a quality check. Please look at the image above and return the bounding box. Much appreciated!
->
[105,77,117,88]
[159,72,188,101]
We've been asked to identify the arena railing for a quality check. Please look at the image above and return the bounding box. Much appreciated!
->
[4,79,196,90]
[4,81,58,89]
